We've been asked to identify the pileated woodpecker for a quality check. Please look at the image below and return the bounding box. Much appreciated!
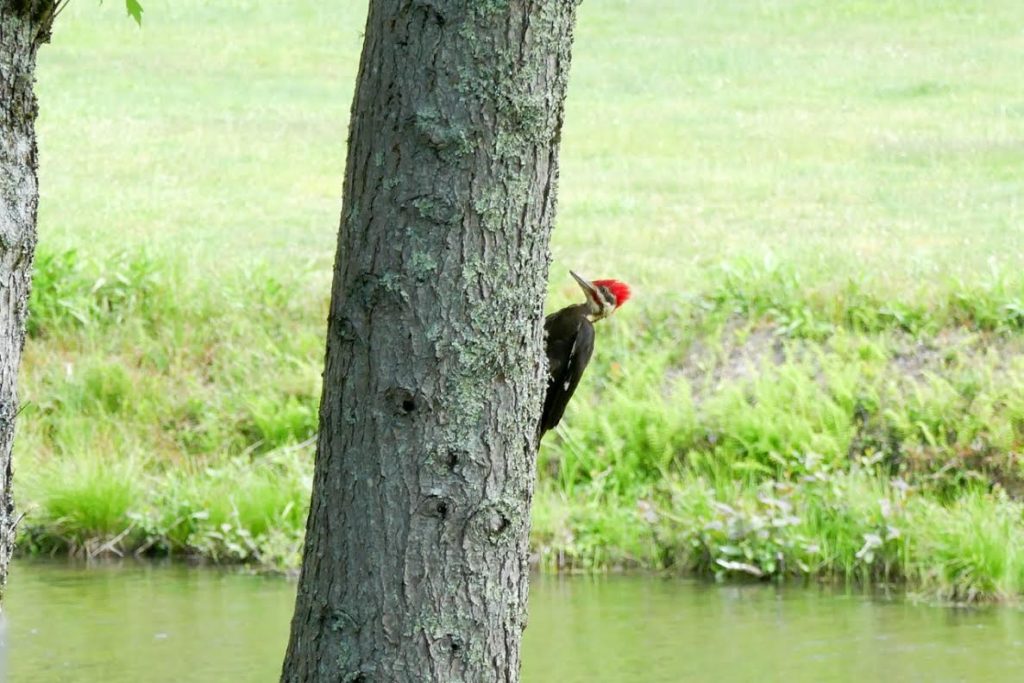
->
[540,270,631,437]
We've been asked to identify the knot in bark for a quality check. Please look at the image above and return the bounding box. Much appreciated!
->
[417,494,454,520]
[385,386,421,416]
[470,501,514,545]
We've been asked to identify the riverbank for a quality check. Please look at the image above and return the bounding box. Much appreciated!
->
[17,0,1024,602]
[18,248,1024,602]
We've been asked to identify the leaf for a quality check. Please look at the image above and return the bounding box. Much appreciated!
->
[125,0,143,26]
[715,559,765,578]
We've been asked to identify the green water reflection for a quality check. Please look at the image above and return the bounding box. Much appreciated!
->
[5,561,1023,682]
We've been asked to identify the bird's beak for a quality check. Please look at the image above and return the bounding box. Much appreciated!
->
[570,270,600,305]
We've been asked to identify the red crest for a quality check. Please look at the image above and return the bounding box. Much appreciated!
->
[592,279,631,307]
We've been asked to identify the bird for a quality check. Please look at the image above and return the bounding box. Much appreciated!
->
[539,270,631,437]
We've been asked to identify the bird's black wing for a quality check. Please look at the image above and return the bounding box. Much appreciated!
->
[540,310,595,434]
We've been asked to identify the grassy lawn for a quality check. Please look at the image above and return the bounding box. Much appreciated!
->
[17,0,1024,599]
[36,0,1024,284]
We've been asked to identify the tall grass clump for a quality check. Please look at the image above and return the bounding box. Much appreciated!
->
[28,247,173,339]
[136,450,312,568]
[20,455,144,556]
[18,246,324,567]
[907,492,1024,603]
[541,348,698,497]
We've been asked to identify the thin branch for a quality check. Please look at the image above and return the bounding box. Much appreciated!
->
[52,0,72,23]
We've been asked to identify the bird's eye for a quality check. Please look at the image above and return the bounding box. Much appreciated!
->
[600,286,615,306]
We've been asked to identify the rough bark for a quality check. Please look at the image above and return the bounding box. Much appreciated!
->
[282,1,579,681]
[0,0,53,606]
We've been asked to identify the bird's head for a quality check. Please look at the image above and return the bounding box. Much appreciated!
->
[570,270,631,321]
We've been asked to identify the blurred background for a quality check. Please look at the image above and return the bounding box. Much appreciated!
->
[8,0,1024,680]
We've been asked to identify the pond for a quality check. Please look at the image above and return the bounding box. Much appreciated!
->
[4,560,1023,681]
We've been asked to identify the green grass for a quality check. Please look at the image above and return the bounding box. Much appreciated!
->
[14,0,1024,600]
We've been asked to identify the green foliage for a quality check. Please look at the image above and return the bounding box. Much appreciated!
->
[20,245,1024,602]
[125,0,143,26]
[241,394,318,453]
[94,0,143,26]
[22,449,310,568]
[19,0,1024,602]
[540,348,697,497]
[21,456,143,552]
[133,451,310,566]
[905,491,1024,603]
[530,288,1024,599]
[28,248,165,337]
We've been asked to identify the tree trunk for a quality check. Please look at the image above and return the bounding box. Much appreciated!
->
[282,1,579,681]
[0,1,53,605]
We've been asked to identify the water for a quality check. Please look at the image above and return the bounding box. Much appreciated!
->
[4,561,1024,682]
